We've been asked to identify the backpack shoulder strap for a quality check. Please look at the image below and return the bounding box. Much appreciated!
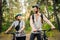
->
[40,13,43,23]
[32,14,43,23]
[32,14,34,23]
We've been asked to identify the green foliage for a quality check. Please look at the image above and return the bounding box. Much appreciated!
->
[2,0,21,32]
[25,19,31,33]
[52,21,58,29]
[30,11,34,16]
[40,4,45,13]
[42,23,53,37]
[42,23,51,30]
[47,31,55,37]
[42,21,59,37]
[2,0,9,12]
[2,21,11,32]
[48,6,53,13]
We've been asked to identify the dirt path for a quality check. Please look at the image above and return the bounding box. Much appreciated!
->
[0,34,60,40]
[0,30,60,40]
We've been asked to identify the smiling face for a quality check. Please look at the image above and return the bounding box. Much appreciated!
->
[16,16,22,20]
[18,16,22,20]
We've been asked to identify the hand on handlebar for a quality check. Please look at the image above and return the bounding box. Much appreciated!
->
[33,28,37,32]
[17,30,23,33]
[51,26,56,30]
[5,31,8,34]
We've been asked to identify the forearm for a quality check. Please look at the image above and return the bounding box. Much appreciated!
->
[30,16,35,29]
[30,21,36,30]
[19,26,25,32]
[5,26,12,32]
[43,15,55,27]
[46,19,54,27]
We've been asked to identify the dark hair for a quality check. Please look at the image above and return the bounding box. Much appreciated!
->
[32,4,40,9]
[32,6,39,9]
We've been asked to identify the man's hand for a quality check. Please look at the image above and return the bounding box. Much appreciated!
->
[33,28,37,32]
[51,26,55,30]
[5,31,8,34]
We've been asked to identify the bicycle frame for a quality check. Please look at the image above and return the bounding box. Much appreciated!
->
[41,30,48,40]
[6,32,16,40]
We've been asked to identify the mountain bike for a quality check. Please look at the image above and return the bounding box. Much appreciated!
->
[41,30,48,40]
[5,32,18,40]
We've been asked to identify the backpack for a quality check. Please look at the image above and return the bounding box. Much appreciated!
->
[32,13,43,23]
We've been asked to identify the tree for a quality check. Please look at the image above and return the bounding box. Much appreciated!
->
[0,0,2,33]
[53,0,60,31]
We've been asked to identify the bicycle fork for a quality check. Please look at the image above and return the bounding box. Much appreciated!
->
[43,31,48,40]
[12,34,16,40]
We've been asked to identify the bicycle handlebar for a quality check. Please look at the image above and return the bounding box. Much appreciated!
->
[5,32,19,35]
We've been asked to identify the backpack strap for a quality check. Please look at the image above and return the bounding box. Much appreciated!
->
[41,13,43,23]
[32,13,43,23]
[32,14,34,23]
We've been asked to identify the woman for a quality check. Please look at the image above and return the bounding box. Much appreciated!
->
[5,14,26,40]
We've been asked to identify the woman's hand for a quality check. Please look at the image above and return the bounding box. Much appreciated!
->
[18,30,21,33]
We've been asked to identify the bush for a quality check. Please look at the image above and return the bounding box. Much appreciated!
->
[25,19,31,33]
[2,21,11,32]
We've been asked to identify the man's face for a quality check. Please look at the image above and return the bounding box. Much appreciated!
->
[33,7,38,12]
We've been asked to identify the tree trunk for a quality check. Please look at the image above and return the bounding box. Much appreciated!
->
[46,0,50,19]
[0,0,2,33]
[53,0,60,31]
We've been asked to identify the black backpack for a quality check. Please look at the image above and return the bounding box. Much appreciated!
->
[32,14,43,23]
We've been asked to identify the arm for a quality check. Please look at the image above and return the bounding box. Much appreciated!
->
[5,26,13,33]
[18,25,25,32]
[5,22,15,33]
[43,15,55,29]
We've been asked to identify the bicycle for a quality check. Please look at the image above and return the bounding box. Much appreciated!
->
[41,30,48,40]
[5,32,18,40]
[32,29,48,40]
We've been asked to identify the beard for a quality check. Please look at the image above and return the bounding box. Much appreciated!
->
[35,11,38,14]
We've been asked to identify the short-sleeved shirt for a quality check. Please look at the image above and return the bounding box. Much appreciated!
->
[11,20,26,37]
[31,14,43,33]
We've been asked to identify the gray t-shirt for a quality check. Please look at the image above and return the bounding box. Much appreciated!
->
[34,14,42,30]
[31,14,43,33]
[11,20,26,37]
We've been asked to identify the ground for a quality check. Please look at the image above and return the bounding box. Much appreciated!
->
[0,30,60,40]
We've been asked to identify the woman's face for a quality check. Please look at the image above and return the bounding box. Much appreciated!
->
[17,16,22,20]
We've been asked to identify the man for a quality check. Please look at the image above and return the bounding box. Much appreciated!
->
[30,4,55,40]
[5,14,26,40]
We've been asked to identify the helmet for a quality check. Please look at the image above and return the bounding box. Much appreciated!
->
[32,4,40,9]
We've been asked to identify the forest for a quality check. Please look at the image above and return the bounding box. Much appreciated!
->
[0,0,60,40]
